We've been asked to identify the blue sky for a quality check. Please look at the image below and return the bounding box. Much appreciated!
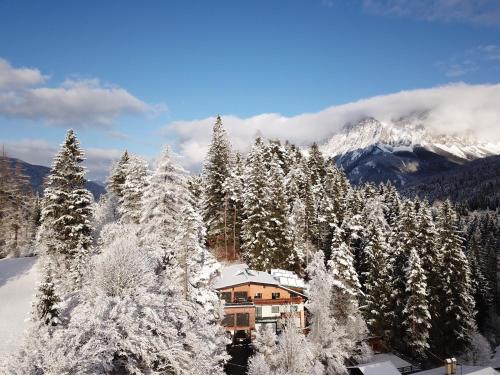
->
[0,0,499,179]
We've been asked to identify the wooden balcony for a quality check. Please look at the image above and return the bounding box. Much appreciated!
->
[254,297,303,305]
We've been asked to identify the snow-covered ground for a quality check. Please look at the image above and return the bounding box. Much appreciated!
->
[492,345,500,369]
[0,256,39,357]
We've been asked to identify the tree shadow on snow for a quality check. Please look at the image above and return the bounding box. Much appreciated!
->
[0,256,38,288]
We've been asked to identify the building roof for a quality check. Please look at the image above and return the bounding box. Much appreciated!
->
[213,264,280,289]
[354,361,401,375]
[213,264,307,298]
[414,365,499,375]
[367,353,412,369]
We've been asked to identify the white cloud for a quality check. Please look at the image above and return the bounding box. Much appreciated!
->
[0,58,163,126]
[166,83,500,168]
[0,138,123,182]
[436,44,500,77]
[0,58,47,90]
[362,0,500,26]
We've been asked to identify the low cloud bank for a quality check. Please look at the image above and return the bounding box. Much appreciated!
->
[167,83,500,168]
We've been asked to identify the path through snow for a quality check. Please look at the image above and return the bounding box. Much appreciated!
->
[0,256,39,357]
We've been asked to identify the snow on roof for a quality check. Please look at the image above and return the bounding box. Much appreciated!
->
[270,269,306,289]
[213,264,280,289]
[367,353,412,369]
[356,361,401,375]
[414,365,499,375]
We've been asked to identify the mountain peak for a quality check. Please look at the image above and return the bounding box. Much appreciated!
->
[322,118,500,164]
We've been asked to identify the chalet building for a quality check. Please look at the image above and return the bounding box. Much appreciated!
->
[213,264,306,341]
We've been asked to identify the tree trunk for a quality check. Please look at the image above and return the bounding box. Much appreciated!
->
[224,198,228,260]
[233,206,237,260]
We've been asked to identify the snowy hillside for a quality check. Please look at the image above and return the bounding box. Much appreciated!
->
[321,118,500,163]
[0,257,38,357]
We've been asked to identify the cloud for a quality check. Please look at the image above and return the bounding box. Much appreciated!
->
[361,0,500,26]
[0,58,163,126]
[0,58,47,90]
[166,83,500,168]
[436,44,500,77]
[0,138,123,182]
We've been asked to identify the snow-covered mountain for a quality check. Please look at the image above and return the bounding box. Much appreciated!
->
[321,118,500,186]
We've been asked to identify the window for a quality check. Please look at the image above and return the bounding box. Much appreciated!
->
[220,292,231,303]
[271,292,280,300]
[222,314,235,327]
[254,293,262,299]
[271,306,279,314]
[256,307,263,317]
[236,313,250,327]
[234,291,248,301]
[290,305,298,312]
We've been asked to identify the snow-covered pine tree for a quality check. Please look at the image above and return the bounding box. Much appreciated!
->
[222,152,244,260]
[467,230,491,337]
[381,182,401,227]
[107,150,129,199]
[241,137,272,270]
[307,142,326,188]
[434,200,476,357]
[328,226,361,316]
[188,174,204,212]
[203,116,232,251]
[305,251,345,374]
[38,129,93,280]
[174,200,229,373]
[266,160,295,270]
[32,262,61,326]
[289,197,314,273]
[402,248,431,356]
[363,222,393,339]
[416,200,441,330]
[140,146,187,243]
[389,199,418,347]
[119,154,148,225]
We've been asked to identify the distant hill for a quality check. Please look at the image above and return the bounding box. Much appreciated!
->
[8,158,106,200]
[401,155,500,211]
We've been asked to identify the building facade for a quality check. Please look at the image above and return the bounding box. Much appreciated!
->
[214,264,306,341]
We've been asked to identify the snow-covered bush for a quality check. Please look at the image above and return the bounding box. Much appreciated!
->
[459,332,492,366]
[92,232,155,298]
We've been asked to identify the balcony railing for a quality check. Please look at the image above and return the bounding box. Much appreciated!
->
[254,297,303,305]
[224,301,255,307]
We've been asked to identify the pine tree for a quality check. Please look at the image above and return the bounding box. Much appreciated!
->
[328,227,362,323]
[363,223,393,339]
[389,199,418,347]
[402,248,431,356]
[307,143,326,188]
[289,197,314,273]
[107,150,129,199]
[120,155,148,224]
[434,200,476,356]
[33,263,61,326]
[222,152,244,260]
[416,202,440,301]
[241,137,272,270]
[38,129,93,279]
[266,160,295,270]
[203,116,232,250]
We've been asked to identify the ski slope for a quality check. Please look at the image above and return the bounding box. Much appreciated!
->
[0,256,39,357]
